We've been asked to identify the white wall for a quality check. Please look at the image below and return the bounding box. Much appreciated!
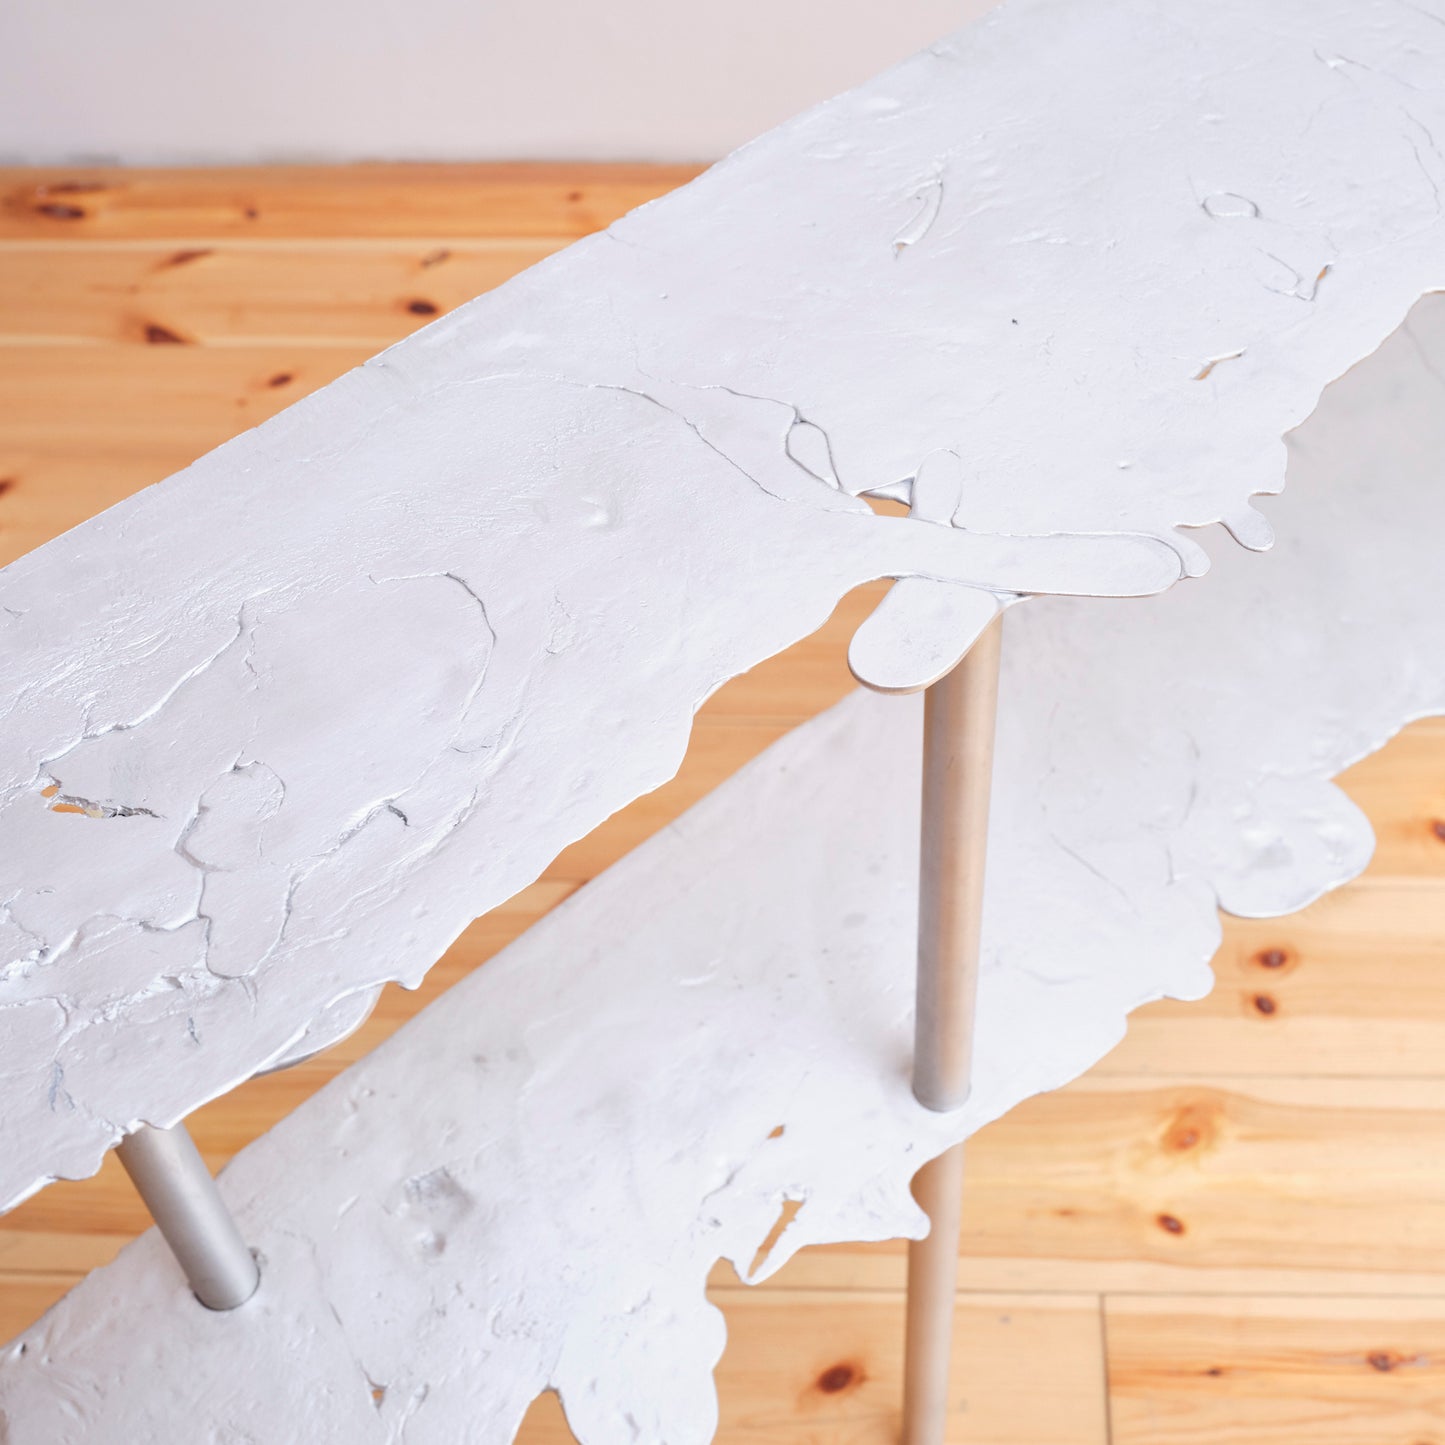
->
[0,1,1000,166]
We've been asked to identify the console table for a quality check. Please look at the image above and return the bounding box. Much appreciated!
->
[3,0,1445,1438]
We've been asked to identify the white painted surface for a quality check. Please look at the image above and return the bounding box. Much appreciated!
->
[4,0,1445,1213]
[0,0,997,166]
[849,452,1013,693]
[3,292,1445,1439]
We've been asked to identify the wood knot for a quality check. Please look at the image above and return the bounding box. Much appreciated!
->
[1163,1100,1217,1154]
[1253,993,1277,1015]
[144,323,188,345]
[406,298,439,316]
[267,372,294,389]
[35,202,86,220]
[1256,947,1289,969]
[162,247,212,269]
[1432,819,1445,843]
[1366,1350,1422,1373]
[1156,1213,1185,1235]
[817,1362,861,1393]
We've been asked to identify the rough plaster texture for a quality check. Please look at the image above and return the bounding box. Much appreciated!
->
[3,291,1445,1442]
[4,0,1445,1208]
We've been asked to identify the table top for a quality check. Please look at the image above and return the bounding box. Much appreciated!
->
[3,0,1445,1211]
[4,285,1445,1437]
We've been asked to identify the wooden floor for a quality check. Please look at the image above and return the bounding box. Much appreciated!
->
[3,164,1445,1442]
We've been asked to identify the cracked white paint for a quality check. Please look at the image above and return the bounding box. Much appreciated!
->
[4,290,1445,1442]
[5,0,1445,1208]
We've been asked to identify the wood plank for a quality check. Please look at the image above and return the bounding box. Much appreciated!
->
[719,1240,1445,1301]
[1094,721,1445,1080]
[766,1075,1445,1297]
[1334,720,1445,878]
[1098,880,1445,1078]
[1106,1294,1445,1444]
[0,165,699,242]
[0,1275,87,1350]
[0,452,244,568]
[0,345,368,566]
[0,241,558,346]
[0,343,370,445]
[0,1227,131,1281]
[514,1290,1108,1445]
[960,1074,1445,1290]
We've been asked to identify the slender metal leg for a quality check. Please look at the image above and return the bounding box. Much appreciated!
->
[116,1122,260,1311]
[902,613,1002,1445]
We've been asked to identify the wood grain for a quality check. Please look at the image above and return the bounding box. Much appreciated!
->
[516,1291,1108,1445]
[957,1074,1445,1292]
[4,163,1445,1443]
[1106,1295,1445,1444]
[0,343,370,443]
[1331,717,1445,877]
[1099,882,1445,1079]
[733,1073,1445,1299]
[0,242,560,347]
[0,165,700,242]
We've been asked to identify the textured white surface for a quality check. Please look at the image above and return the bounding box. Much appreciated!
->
[4,294,1445,1443]
[5,0,1445,1209]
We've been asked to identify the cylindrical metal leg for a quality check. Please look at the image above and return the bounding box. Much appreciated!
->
[911,616,1001,1114]
[904,1141,967,1442]
[116,1123,260,1311]
[902,614,1002,1445]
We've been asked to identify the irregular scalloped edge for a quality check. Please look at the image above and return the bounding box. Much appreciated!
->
[3,292,1445,1441]
[6,0,1445,1213]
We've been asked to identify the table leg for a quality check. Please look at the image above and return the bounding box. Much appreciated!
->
[902,613,1002,1444]
[116,1122,260,1311]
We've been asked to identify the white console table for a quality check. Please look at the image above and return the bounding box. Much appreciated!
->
[4,0,1445,1438]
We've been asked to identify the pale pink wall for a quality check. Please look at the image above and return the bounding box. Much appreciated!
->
[0,0,1001,165]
